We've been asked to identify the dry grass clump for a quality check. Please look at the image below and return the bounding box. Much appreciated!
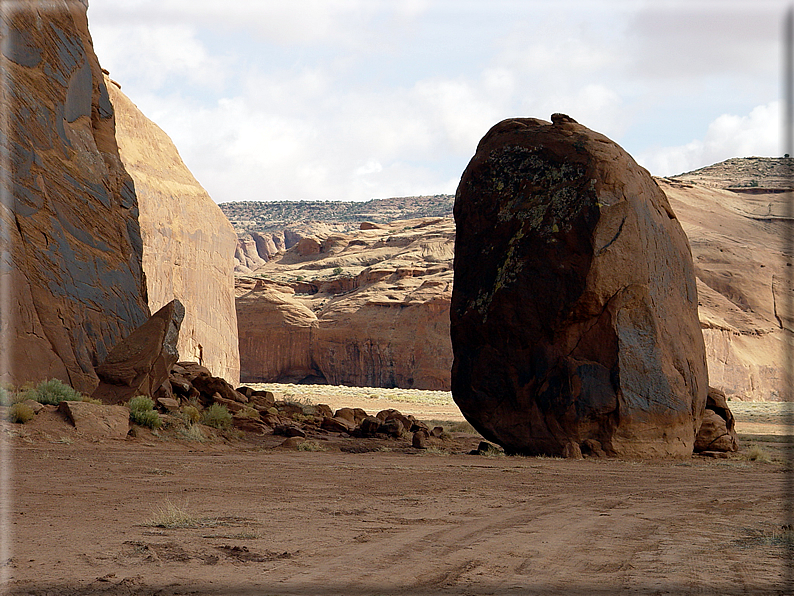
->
[181,405,201,425]
[178,424,207,443]
[144,500,201,529]
[7,402,34,424]
[744,445,772,463]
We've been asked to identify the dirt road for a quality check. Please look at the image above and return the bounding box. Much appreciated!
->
[5,437,790,595]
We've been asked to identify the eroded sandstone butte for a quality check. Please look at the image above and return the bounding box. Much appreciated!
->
[2,1,150,393]
[451,116,708,457]
[107,77,240,385]
[236,218,453,390]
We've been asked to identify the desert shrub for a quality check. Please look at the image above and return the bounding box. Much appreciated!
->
[745,445,772,463]
[24,379,83,405]
[333,267,343,276]
[131,409,162,430]
[178,424,207,443]
[297,440,327,452]
[128,396,162,429]
[201,403,232,429]
[181,405,201,425]
[81,396,103,405]
[237,406,260,419]
[7,402,34,424]
[129,396,155,414]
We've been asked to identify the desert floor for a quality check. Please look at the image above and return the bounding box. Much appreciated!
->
[3,387,793,595]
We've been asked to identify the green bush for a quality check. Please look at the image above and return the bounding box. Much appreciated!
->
[22,379,83,405]
[129,395,155,414]
[131,409,162,430]
[201,403,232,429]
[332,267,343,276]
[128,396,162,429]
[8,402,34,424]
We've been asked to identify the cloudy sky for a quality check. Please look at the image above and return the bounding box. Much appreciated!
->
[88,0,787,204]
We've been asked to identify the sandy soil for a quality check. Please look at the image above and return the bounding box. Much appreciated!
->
[2,396,792,595]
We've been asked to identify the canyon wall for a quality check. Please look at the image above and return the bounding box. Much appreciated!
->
[106,78,240,385]
[2,1,150,393]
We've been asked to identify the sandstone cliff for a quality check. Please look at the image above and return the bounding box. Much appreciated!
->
[661,157,792,401]
[106,78,240,385]
[2,1,150,393]
[236,218,454,390]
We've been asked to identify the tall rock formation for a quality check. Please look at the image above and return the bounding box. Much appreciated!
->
[1,1,150,393]
[106,78,240,385]
[451,116,708,457]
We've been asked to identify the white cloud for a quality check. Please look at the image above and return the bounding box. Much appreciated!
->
[636,102,781,176]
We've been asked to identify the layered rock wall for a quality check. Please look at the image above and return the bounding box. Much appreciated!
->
[107,79,240,385]
[2,1,150,393]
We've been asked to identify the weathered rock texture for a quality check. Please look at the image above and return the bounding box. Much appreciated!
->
[661,157,794,401]
[694,387,738,453]
[451,116,708,457]
[236,218,453,389]
[1,1,150,393]
[106,77,240,386]
[92,299,184,404]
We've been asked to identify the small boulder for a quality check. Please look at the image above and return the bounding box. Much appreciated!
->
[156,397,180,412]
[92,300,185,404]
[21,400,44,414]
[192,373,248,405]
[412,429,429,449]
[321,416,356,434]
[212,394,246,414]
[278,436,306,449]
[359,416,382,437]
[694,388,739,453]
[58,401,129,439]
[430,426,445,438]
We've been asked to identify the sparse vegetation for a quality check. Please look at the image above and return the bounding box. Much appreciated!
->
[744,445,772,463]
[297,440,327,452]
[332,267,343,276]
[181,405,201,425]
[201,403,232,429]
[128,396,162,430]
[7,402,34,424]
[144,500,201,529]
[178,424,207,443]
[18,379,84,405]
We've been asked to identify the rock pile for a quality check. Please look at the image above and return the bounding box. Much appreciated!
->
[152,362,443,449]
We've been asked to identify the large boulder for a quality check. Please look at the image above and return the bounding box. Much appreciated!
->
[2,1,150,393]
[107,76,240,386]
[92,300,185,404]
[451,115,708,457]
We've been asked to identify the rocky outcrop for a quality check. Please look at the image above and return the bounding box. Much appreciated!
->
[451,116,708,457]
[694,387,738,453]
[235,218,454,389]
[107,78,240,386]
[92,300,184,404]
[2,1,150,394]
